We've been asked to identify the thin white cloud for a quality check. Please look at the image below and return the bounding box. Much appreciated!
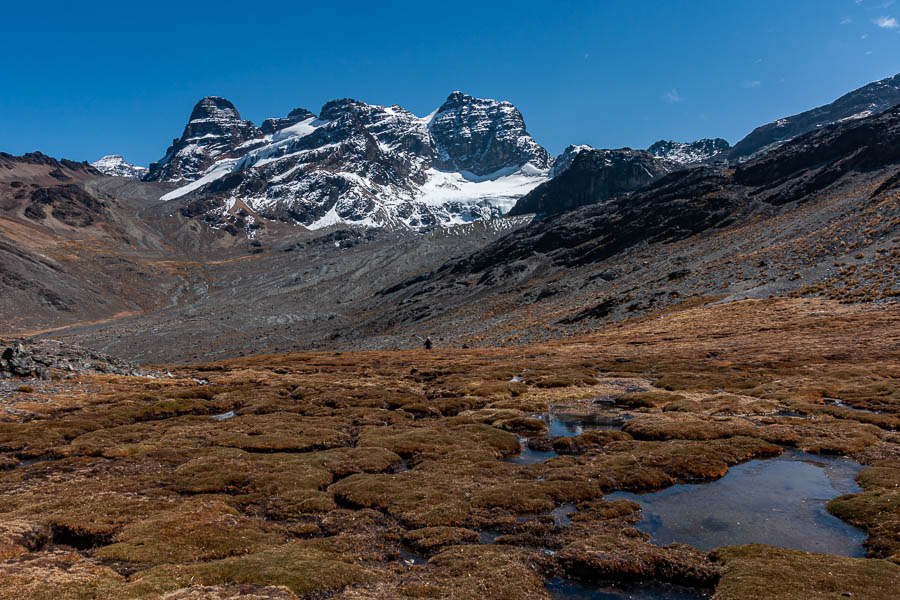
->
[662,88,682,103]
[841,17,853,24]
[862,33,869,39]
[873,15,898,28]
[742,80,762,88]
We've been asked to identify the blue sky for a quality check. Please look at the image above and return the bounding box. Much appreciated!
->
[1,0,898,167]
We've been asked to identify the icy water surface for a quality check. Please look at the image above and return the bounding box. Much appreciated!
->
[607,450,866,556]
[546,577,710,600]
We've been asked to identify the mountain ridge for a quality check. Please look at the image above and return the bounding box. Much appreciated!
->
[144,91,551,231]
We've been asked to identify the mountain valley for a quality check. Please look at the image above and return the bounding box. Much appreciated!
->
[1,71,899,600]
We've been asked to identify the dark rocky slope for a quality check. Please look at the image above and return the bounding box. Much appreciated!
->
[450,103,900,276]
[507,147,673,217]
[729,72,900,162]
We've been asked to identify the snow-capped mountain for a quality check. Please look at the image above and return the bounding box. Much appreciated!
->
[148,92,551,230]
[144,97,261,182]
[647,138,730,165]
[729,72,900,162]
[91,155,148,179]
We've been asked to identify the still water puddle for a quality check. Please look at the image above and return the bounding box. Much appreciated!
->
[546,577,710,600]
[509,411,628,465]
[544,412,629,436]
[607,450,865,556]
[509,444,558,465]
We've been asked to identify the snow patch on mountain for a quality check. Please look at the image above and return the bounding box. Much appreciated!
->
[647,139,730,165]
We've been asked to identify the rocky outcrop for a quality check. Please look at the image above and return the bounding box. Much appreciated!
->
[729,72,900,162]
[24,184,106,227]
[144,97,262,182]
[648,138,730,165]
[0,340,145,379]
[0,344,49,380]
[507,148,673,216]
[90,155,148,179]
[259,108,316,135]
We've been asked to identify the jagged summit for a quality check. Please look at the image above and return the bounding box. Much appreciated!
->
[148,92,552,230]
[144,96,261,183]
[187,96,242,122]
[429,91,551,175]
[91,155,148,179]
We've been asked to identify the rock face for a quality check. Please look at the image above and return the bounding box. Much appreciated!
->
[144,97,262,182]
[647,138,730,165]
[507,147,673,216]
[149,92,551,230]
[428,91,551,175]
[90,155,148,179]
[0,344,49,380]
[729,72,900,162]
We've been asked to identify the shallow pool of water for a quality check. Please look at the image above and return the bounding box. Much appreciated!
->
[509,444,559,465]
[510,412,628,465]
[542,412,628,437]
[546,577,710,600]
[606,450,866,556]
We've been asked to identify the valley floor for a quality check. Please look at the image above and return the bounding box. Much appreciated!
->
[0,297,898,599]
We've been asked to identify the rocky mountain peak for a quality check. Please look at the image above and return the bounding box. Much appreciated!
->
[319,98,369,121]
[188,96,243,122]
[91,155,148,179]
[435,90,492,111]
[429,91,551,176]
[144,96,262,182]
[549,144,593,177]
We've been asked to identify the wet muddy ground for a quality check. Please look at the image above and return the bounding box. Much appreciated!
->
[0,298,898,599]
